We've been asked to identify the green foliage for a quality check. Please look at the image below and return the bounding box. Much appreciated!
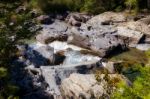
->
[32,0,84,13]
[109,48,148,65]
[125,0,139,13]
[28,0,126,14]
[145,49,150,58]
[81,0,105,14]
[0,67,7,78]
[0,1,37,98]
[111,66,150,99]
[27,0,149,14]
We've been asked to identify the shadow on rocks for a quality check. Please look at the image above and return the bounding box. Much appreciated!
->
[10,50,54,99]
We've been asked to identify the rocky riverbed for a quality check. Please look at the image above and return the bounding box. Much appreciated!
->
[12,12,150,99]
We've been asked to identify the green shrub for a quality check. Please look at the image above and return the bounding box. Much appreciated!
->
[81,0,105,14]
[111,66,150,99]
[125,0,139,13]
[0,67,7,78]
[28,0,125,14]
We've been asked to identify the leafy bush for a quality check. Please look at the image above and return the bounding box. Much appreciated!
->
[111,66,150,99]
[0,1,37,98]
[81,0,105,14]
[28,0,125,14]
[125,0,139,13]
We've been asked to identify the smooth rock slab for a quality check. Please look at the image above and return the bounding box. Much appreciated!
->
[87,12,126,26]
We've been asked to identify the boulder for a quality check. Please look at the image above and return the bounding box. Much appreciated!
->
[35,46,55,64]
[61,73,105,99]
[36,21,69,44]
[66,13,92,26]
[117,26,144,46]
[70,25,125,57]
[102,61,115,73]
[138,15,150,25]
[61,73,128,99]
[40,59,102,98]
[89,36,123,56]
[36,32,67,44]
[67,33,91,49]
[87,12,126,26]
[136,44,150,51]
[145,36,150,43]
[36,15,52,24]
[126,21,150,35]
[25,45,55,67]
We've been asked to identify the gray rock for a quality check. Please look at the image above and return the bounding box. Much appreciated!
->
[138,16,150,25]
[87,12,126,26]
[61,73,105,99]
[117,26,144,46]
[36,13,129,57]
[70,24,125,57]
[35,46,55,64]
[36,15,52,24]
[102,61,115,73]
[67,33,91,49]
[126,21,150,36]
[40,59,102,98]
[145,36,150,44]
[66,12,92,26]
[136,44,150,51]
[61,73,128,99]
[24,45,55,67]
[36,21,69,44]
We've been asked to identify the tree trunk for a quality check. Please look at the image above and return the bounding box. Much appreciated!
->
[148,0,150,9]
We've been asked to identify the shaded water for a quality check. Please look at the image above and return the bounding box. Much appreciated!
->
[108,48,148,65]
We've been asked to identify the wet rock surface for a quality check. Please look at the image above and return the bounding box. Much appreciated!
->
[13,12,150,99]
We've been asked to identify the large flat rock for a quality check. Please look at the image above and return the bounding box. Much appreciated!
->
[70,24,125,57]
[87,12,126,26]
